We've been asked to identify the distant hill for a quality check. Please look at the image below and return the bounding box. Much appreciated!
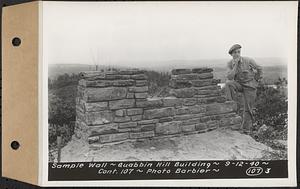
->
[48,57,287,84]
[48,64,137,79]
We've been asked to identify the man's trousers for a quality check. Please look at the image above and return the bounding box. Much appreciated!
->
[224,80,257,133]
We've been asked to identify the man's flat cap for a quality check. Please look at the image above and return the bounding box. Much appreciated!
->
[228,44,242,54]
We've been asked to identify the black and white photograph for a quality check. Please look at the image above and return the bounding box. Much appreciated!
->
[43,1,297,186]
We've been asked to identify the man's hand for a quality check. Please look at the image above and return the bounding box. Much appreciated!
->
[233,57,239,64]
[232,57,241,68]
[226,58,240,80]
[233,58,240,69]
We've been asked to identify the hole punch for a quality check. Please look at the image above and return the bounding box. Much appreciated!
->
[10,141,20,150]
[12,37,21,46]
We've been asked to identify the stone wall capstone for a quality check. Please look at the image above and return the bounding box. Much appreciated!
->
[75,68,242,145]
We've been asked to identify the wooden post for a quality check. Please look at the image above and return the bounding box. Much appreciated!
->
[56,126,62,163]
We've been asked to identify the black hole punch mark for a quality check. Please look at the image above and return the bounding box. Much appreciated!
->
[12,37,21,47]
[10,141,20,150]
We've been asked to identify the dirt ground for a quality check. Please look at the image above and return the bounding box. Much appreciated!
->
[60,128,275,162]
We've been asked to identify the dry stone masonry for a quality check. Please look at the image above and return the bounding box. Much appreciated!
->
[75,68,242,145]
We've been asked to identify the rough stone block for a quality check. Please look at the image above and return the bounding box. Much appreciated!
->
[189,105,206,114]
[174,113,204,121]
[199,115,211,123]
[136,98,163,108]
[118,128,132,133]
[115,109,125,117]
[194,88,221,95]
[76,97,81,104]
[119,121,138,129]
[89,123,119,136]
[174,114,193,121]
[159,117,173,123]
[171,73,213,80]
[130,131,155,139]
[88,136,99,144]
[169,80,192,89]
[78,79,86,86]
[76,99,85,111]
[105,74,131,80]
[76,106,84,115]
[135,92,148,99]
[143,107,175,119]
[183,98,197,106]
[138,119,159,125]
[216,96,227,103]
[136,80,148,86]
[162,97,183,107]
[85,74,129,81]
[81,70,144,78]
[171,69,192,75]
[75,120,87,128]
[112,80,135,87]
[114,116,131,123]
[182,124,196,132]
[77,90,85,99]
[85,102,108,112]
[209,112,237,120]
[207,120,219,130]
[169,88,195,98]
[140,124,156,131]
[126,93,135,99]
[205,101,237,115]
[128,86,149,93]
[131,115,143,121]
[118,69,145,75]
[197,96,226,104]
[127,108,143,116]
[77,122,86,136]
[86,110,114,125]
[130,127,142,132]
[194,94,221,98]
[80,71,105,79]
[182,118,201,125]
[192,68,213,73]
[195,123,207,131]
[175,106,191,115]
[84,87,127,102]
[109,99,135,110]
[155,121,182,135]
[76,111,85,122]
[99,133,129,143]
[131,74,148,80]
[219,116,242,127]
[195,85,220,90]
[190,79,220,87]
[77,84,85,90]
[82,80,135,87]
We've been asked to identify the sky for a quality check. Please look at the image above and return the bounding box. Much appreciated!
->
[42,1,297,67]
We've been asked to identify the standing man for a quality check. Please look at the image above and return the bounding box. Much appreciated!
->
[224,44,263,134]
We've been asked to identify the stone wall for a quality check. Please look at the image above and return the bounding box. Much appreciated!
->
[75,68,242,145]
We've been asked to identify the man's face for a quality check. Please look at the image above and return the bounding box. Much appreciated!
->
[231,48,241,59]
